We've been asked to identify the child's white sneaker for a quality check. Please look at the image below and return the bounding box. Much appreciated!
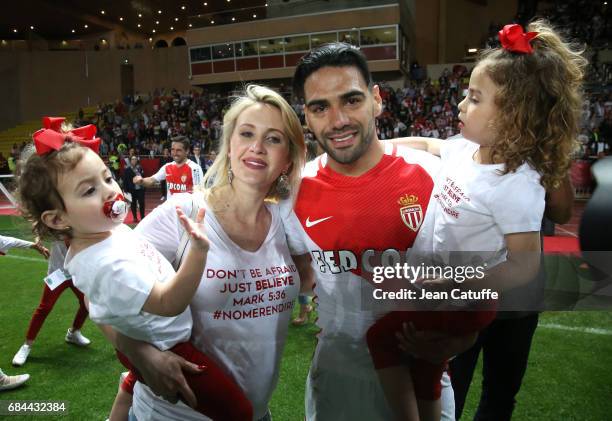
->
[65,329,91,346]
[12,344,31,367]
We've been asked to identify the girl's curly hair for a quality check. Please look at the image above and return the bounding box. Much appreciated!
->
[17,142,87,240]
[479,19,587,189]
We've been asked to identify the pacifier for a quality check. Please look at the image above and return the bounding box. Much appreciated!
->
[103,193,129,223]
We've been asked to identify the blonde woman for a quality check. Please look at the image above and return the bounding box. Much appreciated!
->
[108,85,306,421]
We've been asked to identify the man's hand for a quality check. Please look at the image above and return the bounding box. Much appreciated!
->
[396,322,477,364]
[31,242,50,259]
[419,276,456,293]
[133,175,143,185]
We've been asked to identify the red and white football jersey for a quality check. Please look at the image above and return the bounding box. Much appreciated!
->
[153,160,203,197]
[283,142,440,373]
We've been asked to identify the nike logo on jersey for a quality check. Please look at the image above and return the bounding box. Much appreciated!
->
[305,216,333,228]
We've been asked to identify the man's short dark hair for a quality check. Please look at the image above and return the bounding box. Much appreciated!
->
[171,135,190,151]
[292,42,372,100]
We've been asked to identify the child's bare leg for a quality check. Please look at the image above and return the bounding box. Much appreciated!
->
[416,398,441,421]
[377,365,420,421]
[109,388,132,421]
[109,383,133,421]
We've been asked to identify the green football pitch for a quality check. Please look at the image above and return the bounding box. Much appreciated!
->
[1,214,611,420]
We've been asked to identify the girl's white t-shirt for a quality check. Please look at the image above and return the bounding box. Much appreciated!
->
[412,136,545,267]
[65,224,192,351]
[131,193,300,421]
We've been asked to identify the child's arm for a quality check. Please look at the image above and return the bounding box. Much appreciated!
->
[134,164,164,188]
[389,137,444,156]
[0,235,49,258]
[423,231,541,293]
[142,207,208,317]
[293,253,315,294]
[544,174,573,224]
[486,231,542,292]
[134,175,160,188]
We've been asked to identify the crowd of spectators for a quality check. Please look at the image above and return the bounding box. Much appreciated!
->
[86,89,229,162]
[74,67,469,168]
[3,3,610,176]
[375,66,468,140]
[5,75,607,178]
[577,90,612,159]
[536,0,611,159]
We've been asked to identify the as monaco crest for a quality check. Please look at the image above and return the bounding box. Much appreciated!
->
[181,175,187,183]
[398,194,423,232]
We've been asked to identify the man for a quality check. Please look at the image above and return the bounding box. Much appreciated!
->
[189,144,205,174]
[284,42,473,420]
[204,151,216,172]
[0,152,8,175]
[134,136,203,198]
[123,156,146,222]
[123,147,137,168]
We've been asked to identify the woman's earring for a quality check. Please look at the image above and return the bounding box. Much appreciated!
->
[276,171,290,198]
[228,164,234,185]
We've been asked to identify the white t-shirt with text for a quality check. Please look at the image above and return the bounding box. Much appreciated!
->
[131,193,300,420]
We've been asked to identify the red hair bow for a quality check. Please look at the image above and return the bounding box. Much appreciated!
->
[33,116,101,155]
[498,24,538,54]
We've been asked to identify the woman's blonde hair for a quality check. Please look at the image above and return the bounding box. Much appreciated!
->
[202,84,305,201]
[478,19,587,189]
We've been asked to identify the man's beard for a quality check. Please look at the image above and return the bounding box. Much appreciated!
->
[318,120,375,165]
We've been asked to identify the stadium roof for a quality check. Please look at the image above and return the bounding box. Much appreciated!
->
[1,0,269,40]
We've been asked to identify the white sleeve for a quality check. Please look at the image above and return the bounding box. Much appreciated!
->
[278,199,310,255]
[0,235,33,254]
[392,144,441,180]
[439,136,473,162]
[92,254,155,319]
[151,163,167,182]
[487,171,545,234]
[134,194,192,263]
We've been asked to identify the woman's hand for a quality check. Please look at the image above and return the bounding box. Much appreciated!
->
[176,207,209,252]
[133,343,205,408]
